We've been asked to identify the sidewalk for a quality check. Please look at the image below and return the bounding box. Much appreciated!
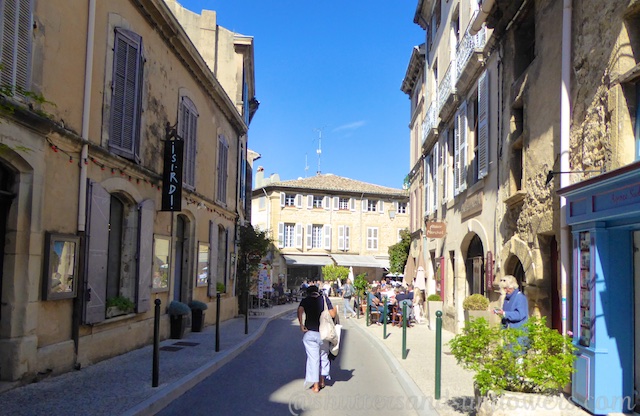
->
[0,298,591,416]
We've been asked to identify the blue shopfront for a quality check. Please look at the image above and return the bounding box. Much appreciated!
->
[558,162,640,414]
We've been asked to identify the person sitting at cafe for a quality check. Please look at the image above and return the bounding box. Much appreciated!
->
[368,286,386,325]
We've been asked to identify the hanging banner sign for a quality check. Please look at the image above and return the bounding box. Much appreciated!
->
[425,221,447,238]
[161,140,183,211]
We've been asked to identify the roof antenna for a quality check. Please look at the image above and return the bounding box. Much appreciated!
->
[313,127,324,175]
[304,153,309,177]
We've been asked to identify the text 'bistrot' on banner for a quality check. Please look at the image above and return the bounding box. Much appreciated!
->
[161,139,183,211]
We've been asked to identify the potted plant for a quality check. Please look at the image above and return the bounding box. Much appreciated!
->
[188,300,208,332]
[168,300,190,339]
[426,294,443,330]
[449,317,576,415]
[106,295,135,318]
[462,293,490,323]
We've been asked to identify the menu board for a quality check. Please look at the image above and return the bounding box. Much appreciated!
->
[578,231,594,347]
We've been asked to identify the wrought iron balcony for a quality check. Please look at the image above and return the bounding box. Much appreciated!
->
[437,60,457,121]
[422,101,438,149]
[456,17,487,94]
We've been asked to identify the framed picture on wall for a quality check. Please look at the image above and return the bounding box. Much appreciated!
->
[42,233,80,300]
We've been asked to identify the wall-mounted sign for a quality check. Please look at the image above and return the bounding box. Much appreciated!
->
[425,221,447,238]
[161,140,183,211]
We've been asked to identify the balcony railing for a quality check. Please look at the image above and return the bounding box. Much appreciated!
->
[456,21,487,77]
[422,101,438,145]
[437,60,456,114]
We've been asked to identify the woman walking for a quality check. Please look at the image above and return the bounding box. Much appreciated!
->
[341,279,357,319]
[298,285,337,392]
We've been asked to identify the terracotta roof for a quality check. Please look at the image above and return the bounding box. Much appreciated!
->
[257,174,408,197]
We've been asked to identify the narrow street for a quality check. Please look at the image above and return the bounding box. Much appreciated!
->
[159,311,428,416]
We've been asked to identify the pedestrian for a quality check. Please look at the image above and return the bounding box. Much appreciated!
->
[341,279,357,319]
[494,275,529,353]
[297,285,336,392]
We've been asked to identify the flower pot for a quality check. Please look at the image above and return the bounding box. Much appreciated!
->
[170,314,188,339]
[427,300,444,330]
[476,389,570,416]
[191,309,205,332]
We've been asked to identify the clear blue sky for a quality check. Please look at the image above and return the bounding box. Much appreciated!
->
[179,1,424,189]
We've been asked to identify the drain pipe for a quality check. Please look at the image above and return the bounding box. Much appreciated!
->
[78,0,95,232]
[559,0,572,336]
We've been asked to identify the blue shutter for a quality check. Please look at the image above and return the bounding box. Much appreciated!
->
[110,28,143,162]
[84,181,110,324]
[136,199,154,313]
[0,0,33,95]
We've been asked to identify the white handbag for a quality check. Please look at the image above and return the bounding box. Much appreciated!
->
[319,296,337,344]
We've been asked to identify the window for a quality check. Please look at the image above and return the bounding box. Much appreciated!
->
[313,195,323,208]
[338,225,350,251]
[367,199,377,212]
[284,193,296,207]
[338,197,349,210]
[110,28,144,162]
[454,101,468,196]
[367,227,379,250]
[311,224,323,249]
[278,222,302,249]
[397,202,407,214]
[0,0,32,97]
[284,223,295,248]
[84,181,154,324]
[217,135,228,203]
[514,5,535,78]
[179,96,198,189]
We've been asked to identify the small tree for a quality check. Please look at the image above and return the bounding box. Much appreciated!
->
[388,228,411,275]
[321,264,349,282]
[353,272,369,307]
[237,224,273,311]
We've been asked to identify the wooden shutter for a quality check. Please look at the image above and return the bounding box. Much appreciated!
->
[344,226,350,250]
[362,199,368,212]
[460,101,468,192]
[307,195,313,209]
[84,180,110,324]
[349,198,356,211]
[378,200,384,214]
[477,70,489,179]
[208,220,218,297]
[295,194,302,208]
[110,28,143,161]
[442,129,449,203]
[433,146,439,212]
[280,193,285,207]
[323,225,331,250]
[179,97,198,188]
[424,155,431,215]
[323,196,329,210]
[306,224,312,249]
[0,0,32,95]
[338,226,344,250]
[136,199,154,313]
[295,223,303,249]
[277,222,284,248]
[333,196,339,210]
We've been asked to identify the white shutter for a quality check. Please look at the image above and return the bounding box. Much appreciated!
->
[280,193,285,207]
[295,223,303,249]
[362,199,368,212]
[306,224,312,249]
[477,70,489,179]
[338,226,344,250]
[349,198,356,211]
[433,146,439,212]
[460,101,468,192]
[307,195,313,209]
[424,155,431,215]
[442,130,449,203]
[278,222,284,247]
[333,196,339,210]
[378,200,384,214]
[296,194,303,208]
[323,196,329,210]
[323,225,331,249]
[454,108,461,196]
[344,226,350,250]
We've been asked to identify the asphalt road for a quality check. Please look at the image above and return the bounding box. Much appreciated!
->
[158,311,426,416]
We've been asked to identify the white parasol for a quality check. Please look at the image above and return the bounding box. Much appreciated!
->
[414,266,426,291]
[348,266,355,283]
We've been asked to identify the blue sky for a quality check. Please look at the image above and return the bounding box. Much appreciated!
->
[179,1,424,189]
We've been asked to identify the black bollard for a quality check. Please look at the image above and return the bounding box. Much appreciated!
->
[402,302,407,359]
[215,292,221,352]
[152,299,161,387]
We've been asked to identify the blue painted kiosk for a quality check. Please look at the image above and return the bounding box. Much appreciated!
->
[558,162,640,414]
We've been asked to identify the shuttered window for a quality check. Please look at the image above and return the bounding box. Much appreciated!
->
[0,0,32,97]
[179,96,198,189]
[217,135,229,203]
[110,28,144,162]
[477,70,489,179]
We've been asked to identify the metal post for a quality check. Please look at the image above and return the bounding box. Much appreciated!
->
[365,292,370,327]
[402,302,407,359]
[244,290,248,335]
[435,310,442,399]
[152,299,161,387]
[383,297,388,339]
[215,293,221,352]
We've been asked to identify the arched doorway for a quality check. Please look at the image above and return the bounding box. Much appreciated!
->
[0,163,15,323]
[505,255,527,295]
[465,234,485,295]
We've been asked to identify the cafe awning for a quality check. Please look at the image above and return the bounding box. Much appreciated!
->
[330,254,387,268]
[282,255,334,266]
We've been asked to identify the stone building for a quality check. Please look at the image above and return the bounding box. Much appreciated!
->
[0,0,255,382]
[251,173,409,289]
